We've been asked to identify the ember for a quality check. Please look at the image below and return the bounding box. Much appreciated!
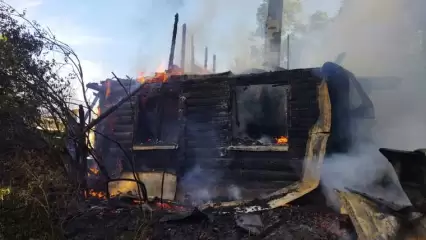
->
[132,199,187,211]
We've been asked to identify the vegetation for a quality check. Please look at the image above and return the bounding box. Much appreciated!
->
[0,2,86,239]
[232,0,333,70]
[255,0,331,36]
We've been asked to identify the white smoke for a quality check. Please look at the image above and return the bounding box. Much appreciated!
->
[141,0,426,206]
[300,0,426,209]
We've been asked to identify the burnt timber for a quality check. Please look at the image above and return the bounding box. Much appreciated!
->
[94,63,370,201]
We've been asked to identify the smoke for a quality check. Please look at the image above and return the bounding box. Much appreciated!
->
[179,165,217,204]
[299,0,426,209]
[178,119,230,204]
[321,146,412,209]
[227,184,242,200]
[173,0,260,72]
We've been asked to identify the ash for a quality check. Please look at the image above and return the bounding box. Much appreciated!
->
[64,203,355,240]
[233,136,276,146]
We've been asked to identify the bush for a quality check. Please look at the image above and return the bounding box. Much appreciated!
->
[0,2,84,239]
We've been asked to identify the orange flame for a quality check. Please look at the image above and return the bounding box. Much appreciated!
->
[137,61,184,84]
[105,80,111,98]
[88,167,99,176]
[85,189,106,199]
[137,72,145,83]
[275,136,288,145]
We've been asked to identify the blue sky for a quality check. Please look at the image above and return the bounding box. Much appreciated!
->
[13,0,341,100]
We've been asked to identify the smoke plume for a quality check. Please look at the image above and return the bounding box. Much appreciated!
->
[299,0,426,208]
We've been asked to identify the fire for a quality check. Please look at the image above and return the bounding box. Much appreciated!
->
[105,80,111,97]
[137,72,145,83]
[137,70,168,84]
[85,189,106,199]
[133,199,186,211]
[156,61,166,73]
[136,61,184,84]
[88,167,99,176]
[275,136,288,144]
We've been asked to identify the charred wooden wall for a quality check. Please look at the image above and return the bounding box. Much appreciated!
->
[179,75,232,177]
[95,79,137,178]
[178,70,323,198]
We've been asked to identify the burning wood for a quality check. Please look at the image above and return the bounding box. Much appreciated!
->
[232,135,289,146]
[275,136,288,145]
[85,189,107,199]
[88,167,99,176]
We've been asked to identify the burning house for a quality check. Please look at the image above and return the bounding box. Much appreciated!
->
[83,2,377,206]
[87,61,375,205]
[64,0,426,238]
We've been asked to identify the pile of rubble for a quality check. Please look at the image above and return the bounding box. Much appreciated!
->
[64,196,355,240]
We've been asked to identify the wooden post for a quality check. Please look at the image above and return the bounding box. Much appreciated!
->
[78,104,87,190]
[264,0,284,68]
[168,13,179,71]
[191,35,195,72]
[287,34,290,69]
[180,23,187,72]
[213,54,216,73]
[204,46,208,69]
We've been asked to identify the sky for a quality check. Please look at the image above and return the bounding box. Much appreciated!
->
[12,0,341,102]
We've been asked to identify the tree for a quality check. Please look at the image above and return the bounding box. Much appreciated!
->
[0,2,85,238]
[0,5,78,146]
[255,0,303,36]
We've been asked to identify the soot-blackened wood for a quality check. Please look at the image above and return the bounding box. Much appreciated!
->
[228,69,321,197]
[175,69,323,200]
[181,78,232,176]
[132,151,177,173]
[177,84,187,177]
[95,81,140,177]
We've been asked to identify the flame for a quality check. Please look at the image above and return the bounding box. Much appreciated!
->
[85,189,106,199]
[137,72,145,83]
[156,61,166,72]
[132,199,186,211]
[88,167,99,176]
[105,80,111,98]
[136,61,184,84]
[275,136,288,145]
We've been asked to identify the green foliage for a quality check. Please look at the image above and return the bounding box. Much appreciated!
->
[1,149,76,240]
[0,2,81,239]
[0,4,73,151]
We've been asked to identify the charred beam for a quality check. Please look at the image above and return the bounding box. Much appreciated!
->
[212,54,216,73]
[180,23,187,72]
[204,46,208,69]
[132,145,178,151]
[78,105,87,189]
[190,35,195,72]
[168,13,179,71]
[227,145,289,152]
[264,0,284,68]
[84,84,144,133]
